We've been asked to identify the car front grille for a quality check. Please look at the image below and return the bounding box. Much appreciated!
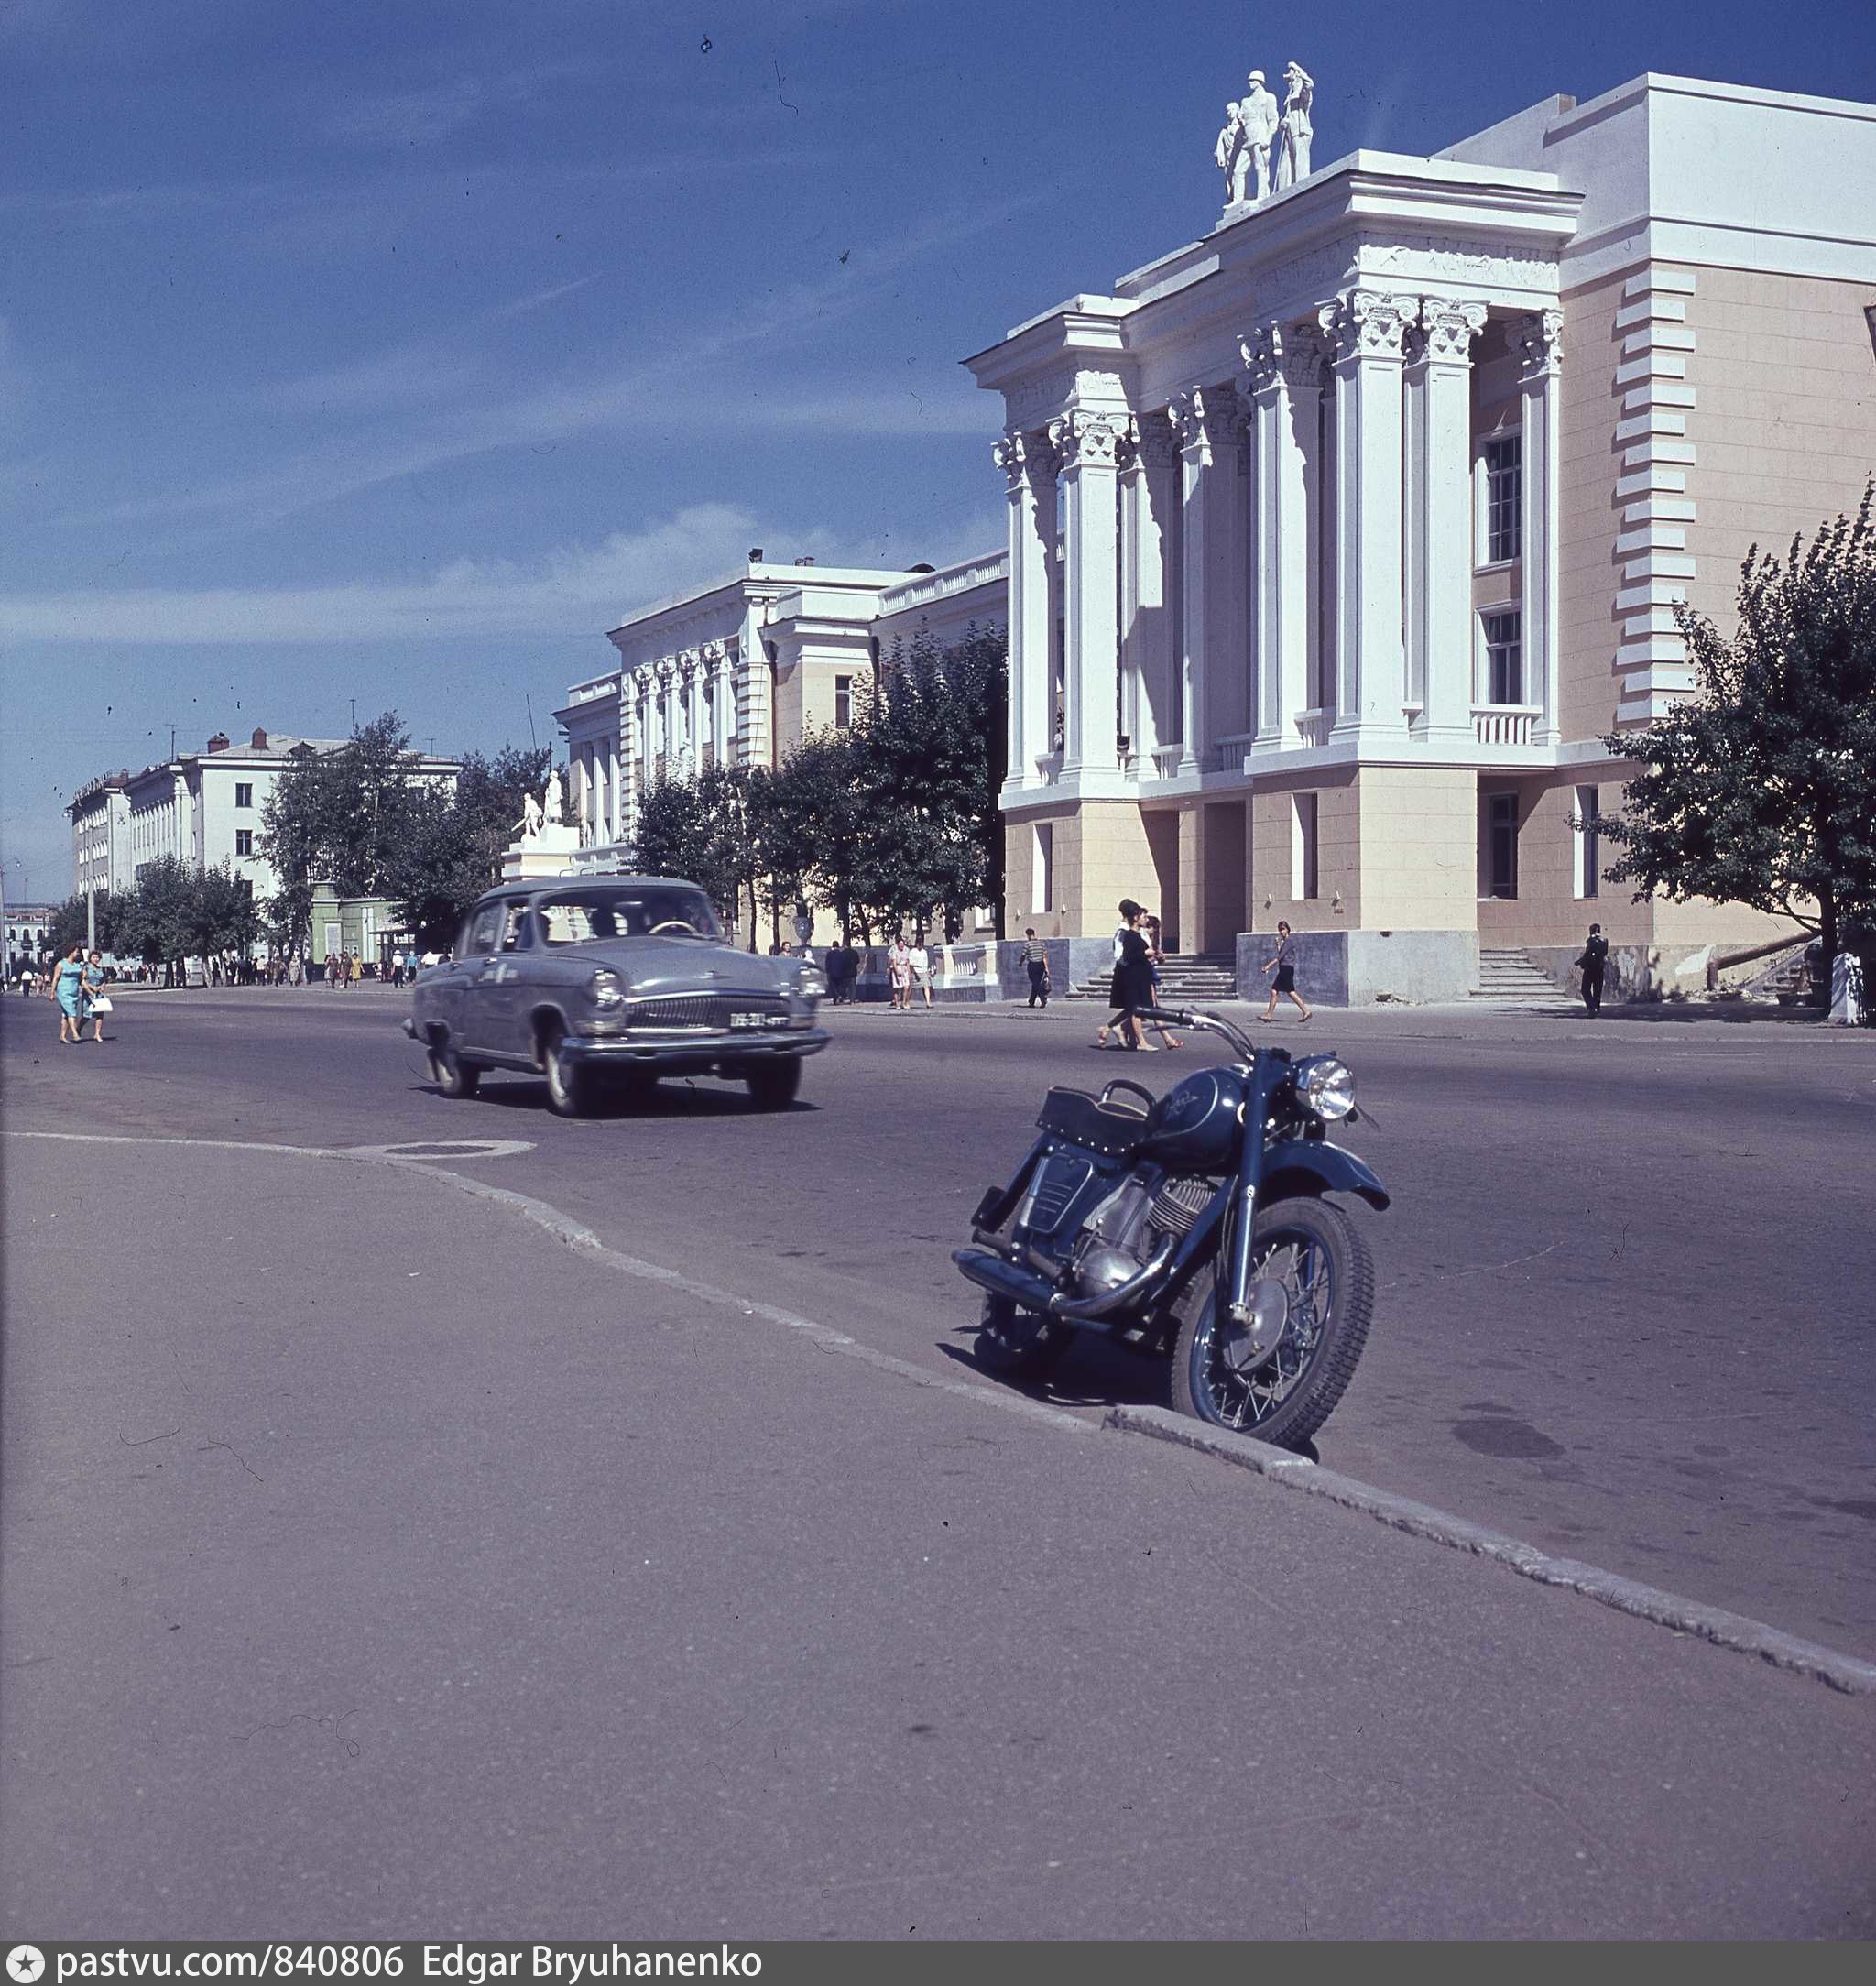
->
[627,992,791,1033]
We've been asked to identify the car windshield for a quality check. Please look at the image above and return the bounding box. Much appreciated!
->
[536,888,723,944]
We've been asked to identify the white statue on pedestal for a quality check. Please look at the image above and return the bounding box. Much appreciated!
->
[543,766,564,826]
[518,790,544,841]
[1275,62,1314,190]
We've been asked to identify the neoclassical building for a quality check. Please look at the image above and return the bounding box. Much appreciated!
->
[966,71,1876,998]
[556,549,1007,862]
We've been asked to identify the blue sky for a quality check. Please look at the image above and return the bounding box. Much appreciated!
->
[2,0,1869,900]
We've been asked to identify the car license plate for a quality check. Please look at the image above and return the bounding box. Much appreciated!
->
[729,1010,767,1029]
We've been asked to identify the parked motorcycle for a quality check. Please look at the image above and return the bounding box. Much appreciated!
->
[953,1008,1387,1448]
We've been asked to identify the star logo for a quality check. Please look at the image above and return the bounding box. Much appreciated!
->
[6,1949,47,1985]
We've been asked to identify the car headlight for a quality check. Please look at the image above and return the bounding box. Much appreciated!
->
[796,964,827,998]
[587,967,628,1009]
[1292,1054,1356,1121]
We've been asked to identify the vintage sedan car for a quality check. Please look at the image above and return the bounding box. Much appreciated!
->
[401,875,828,1116]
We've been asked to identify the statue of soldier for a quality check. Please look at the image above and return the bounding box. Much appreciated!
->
[1275,62,1314,191]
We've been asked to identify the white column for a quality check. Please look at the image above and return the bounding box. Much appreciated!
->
[1516,309,1564,744]
[712,643,734,767]
[1244,322,1326,751]
[1166,387,1222,776]
[1048,409,1123,779]
[994,430,1058,789]
[1124,414,1176,768]
[1405,297,1487,744]
[1319,289,1414,746]
[738,605,773,767]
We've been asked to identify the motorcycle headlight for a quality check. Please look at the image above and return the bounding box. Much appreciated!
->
[796,964,827,998]
[1292,1054,1356,1121]
[587,967,628,1009]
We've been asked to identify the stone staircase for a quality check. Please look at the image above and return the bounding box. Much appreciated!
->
[1065,952,1239,1002]
[1471,947,1567,1002]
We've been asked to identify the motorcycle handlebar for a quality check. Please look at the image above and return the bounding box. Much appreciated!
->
[1139,1006,1259,1059]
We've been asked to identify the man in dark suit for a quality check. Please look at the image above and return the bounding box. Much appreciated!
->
[1579,922,1609,1016]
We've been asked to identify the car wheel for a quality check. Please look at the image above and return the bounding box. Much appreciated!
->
[745,1059,802,1110]
[430,1041,481,1099]
[542,1029,594,1118]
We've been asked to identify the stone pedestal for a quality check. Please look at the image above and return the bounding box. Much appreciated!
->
[500,823,582,881]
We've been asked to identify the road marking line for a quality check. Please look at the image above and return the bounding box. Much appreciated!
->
[16,1128,1876,1691]
[1107,1403,1876,1697]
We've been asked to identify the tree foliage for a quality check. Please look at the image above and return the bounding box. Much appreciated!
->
[617,625,1008,946]
[380,744,550,947]
[259,712,432,948]
[95,856,257,968]
[48,890,134,957]
[1599,485,1876,993]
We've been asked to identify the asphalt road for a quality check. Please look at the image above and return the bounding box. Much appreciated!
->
[5,1127,1873,1937]
[6,985,1871,1659]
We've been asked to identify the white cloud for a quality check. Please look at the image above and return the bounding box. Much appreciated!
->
[0,505,850,646]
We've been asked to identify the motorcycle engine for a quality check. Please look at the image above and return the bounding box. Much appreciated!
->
[1070,1172,1213,1299]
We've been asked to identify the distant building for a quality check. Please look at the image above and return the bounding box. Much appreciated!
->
[5,901,57,967]
[66,726,460,906]
[555,551,1007,859]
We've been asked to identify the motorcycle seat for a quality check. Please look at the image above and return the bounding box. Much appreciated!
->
[1036,1086,1151,1158]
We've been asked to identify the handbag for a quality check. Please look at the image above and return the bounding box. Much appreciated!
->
[90,995,114,1013]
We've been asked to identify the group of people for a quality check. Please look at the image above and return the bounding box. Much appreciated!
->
[47,944,109,1044]
[1093,902,1185,1052]
[885,935,935,1011]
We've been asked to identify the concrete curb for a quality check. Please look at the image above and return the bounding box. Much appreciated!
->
[1105,1403,1876,1697]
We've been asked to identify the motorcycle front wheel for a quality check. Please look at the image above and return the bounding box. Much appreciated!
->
[1171,1196,1373,1450]
[975,1294,1071,1383]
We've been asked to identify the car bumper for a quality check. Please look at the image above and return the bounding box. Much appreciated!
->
[562,1027,831,1073]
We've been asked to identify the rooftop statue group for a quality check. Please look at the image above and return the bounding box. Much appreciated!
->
[1216,60,1314,208]
[516,766,565,843]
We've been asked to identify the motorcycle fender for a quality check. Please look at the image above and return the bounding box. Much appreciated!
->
[1261,1140,1390,1211]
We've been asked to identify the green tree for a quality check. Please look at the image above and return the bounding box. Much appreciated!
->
[381,745,549,947]
[187,863,262,964]
[259,711,431,949]
[48,890,134,957]
[1599,485,1876,999]
[116,857,198,973]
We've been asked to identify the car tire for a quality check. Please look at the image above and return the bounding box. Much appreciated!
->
[745,1059,802,1110]
[542,1029,594,1118]
[430,1041,481,1099]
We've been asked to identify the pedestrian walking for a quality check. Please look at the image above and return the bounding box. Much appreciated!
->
[82,949,108,1042]
[49,944,85,1044]
[1095,901,1155,1051]
[1022,928,1050,1009]
[1577,922,1609,1016]
[909,937,933,1010]
[1260,921,1311,1024]
[887,934,912,1011]
[1141,914,1183,1049]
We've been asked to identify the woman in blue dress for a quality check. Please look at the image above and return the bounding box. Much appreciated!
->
[82,948,108,1042]
[49,944,85,1044]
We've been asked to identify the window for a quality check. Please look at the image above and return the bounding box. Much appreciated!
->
[1575,785,1601,900]
[234,783,253,808]
[1032,824,1053,914]
[1484,611,1523,705]
[834,675,853,730]
[1293,793,1320,901]
[234,829,254,857]
[464,904,503,958]
[1483,434,1522,564]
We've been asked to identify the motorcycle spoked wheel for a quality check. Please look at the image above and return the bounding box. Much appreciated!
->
[975,1294,1072,1383]
[1170,1196,1373,1450]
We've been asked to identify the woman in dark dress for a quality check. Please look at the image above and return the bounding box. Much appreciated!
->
[1260,919,1312,1023]
[1095,900,1157,1051]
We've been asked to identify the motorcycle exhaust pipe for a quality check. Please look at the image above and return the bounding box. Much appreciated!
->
[952,1237,1180,1325]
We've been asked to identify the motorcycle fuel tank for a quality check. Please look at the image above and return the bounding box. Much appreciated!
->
[1136,1066,1247,1173]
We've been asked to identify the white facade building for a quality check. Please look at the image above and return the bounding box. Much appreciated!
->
[556,552,1008,862]
[68,727,460,906]
[965,71,1876,998]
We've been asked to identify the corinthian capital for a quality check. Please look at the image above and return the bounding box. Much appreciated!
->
[1418,297,1489,366]
[1514,308,1565,380]
[1047,409,1123,471]
[1240,321,1329,396]
[1319,289,1417,362]
[992,431,1027,493]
